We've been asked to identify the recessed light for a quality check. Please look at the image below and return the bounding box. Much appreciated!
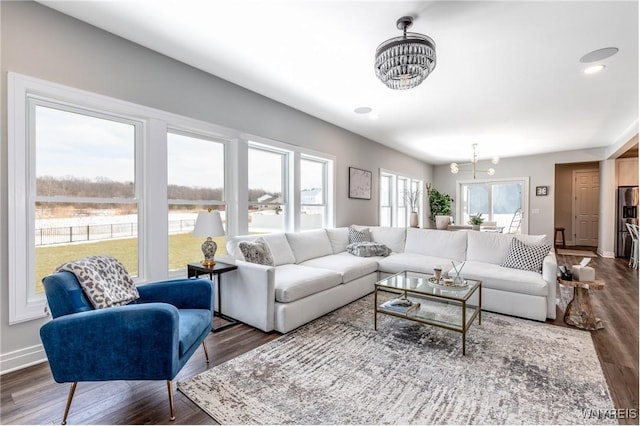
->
[584,64,605,74]
[354,107,373,114]
[580,47,619,63]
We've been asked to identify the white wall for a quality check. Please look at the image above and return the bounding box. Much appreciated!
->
[433,147,607,239]
[0,1,432,372]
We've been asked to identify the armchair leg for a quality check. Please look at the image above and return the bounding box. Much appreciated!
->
[167,380,176,421]
[202,341,210,363]
[61,382,77,425]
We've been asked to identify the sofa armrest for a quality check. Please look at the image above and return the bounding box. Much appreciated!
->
[137,278,213,311]
[220,260,276,332]
[40,303,180,382]
[542,251,558,320]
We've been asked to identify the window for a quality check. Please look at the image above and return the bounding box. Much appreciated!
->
[379,170,423,227]
[248,144,289,234]
[457,178,529,233]
[9,94,141,323]
[167,131,226,271]
[300,156,329,230]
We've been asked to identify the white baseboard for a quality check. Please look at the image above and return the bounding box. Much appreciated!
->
[0,344,47,375]
[597,248,616,258]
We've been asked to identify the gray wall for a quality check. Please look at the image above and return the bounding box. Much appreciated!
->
[433,148,607,239]
[0,1,432,371]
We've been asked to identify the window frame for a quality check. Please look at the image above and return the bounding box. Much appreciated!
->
[379,169,423,228]
[299,154,330,230]
[455,177,530,233]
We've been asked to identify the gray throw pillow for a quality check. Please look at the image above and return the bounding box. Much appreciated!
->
[349,226,371,243]
[238,237,275,266]
[501,238,551,273]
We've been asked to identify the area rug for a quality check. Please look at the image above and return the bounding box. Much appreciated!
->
[179,295,614,425]
[556,248,598,257]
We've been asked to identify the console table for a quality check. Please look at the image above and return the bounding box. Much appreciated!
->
[558,278,605,330]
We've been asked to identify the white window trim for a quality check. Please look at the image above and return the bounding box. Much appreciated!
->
[8,72,241,324]
[379,168,423,228]
[455,177,530,233]
[7,72,336,324]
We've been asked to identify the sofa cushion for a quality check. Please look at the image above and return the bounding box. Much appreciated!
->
[262,233,296,266]
[238,238,275,266]
[299,254,378,283]
[466,232,547,265]
[286,230,334,263]
[348,226,371,243]
[326,227,349,254]
[404,228,467,261]
[273,264,342,303]
[502,238,551,273]
[369,226,406,253]
[461,261,548,297]
[377,252,455,275]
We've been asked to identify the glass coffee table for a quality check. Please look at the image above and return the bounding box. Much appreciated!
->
[374,271,482,355]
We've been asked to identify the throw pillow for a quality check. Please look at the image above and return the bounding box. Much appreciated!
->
[346,242,391,257]
[349,226,371,243]
[501,238,551,272]
[238,237,275,266]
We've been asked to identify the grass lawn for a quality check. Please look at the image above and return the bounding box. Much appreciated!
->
[35,233,227,293]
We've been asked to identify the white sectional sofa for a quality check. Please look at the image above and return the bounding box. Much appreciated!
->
[220,227,557,333]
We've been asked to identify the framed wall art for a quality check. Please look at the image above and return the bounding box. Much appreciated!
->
[348,167,372,200]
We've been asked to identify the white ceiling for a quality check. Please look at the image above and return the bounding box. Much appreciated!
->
[39,1,639,164]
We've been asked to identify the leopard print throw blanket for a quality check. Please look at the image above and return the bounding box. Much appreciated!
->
[56,255,140,309]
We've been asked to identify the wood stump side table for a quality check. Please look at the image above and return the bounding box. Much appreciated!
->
[558,278,605,331]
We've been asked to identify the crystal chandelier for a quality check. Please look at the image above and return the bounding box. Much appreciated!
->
[450,144,500,180]
[374,16,437,90]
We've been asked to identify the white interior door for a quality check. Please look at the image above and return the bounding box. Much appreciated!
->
[573,170,600,247]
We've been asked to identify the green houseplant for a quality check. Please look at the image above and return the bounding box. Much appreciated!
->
[426,183,453,222]
[468,212,484,229]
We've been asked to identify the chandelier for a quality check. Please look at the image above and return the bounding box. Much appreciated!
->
[450,144,500,179]
[374,16,437,90]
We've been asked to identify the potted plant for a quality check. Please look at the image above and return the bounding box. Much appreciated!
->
[403,188,421,227]
[468,212,484,230]
[426,183,454,229]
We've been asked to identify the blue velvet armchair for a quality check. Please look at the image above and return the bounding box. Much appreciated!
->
[39,271,213,424]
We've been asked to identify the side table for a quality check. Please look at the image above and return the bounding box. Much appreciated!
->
[187,261,238,332]
[558,278,605,331]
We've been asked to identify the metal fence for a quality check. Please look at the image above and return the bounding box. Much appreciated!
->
[35,219,196,246]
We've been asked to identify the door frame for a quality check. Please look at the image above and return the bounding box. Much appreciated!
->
[572,169,599,247]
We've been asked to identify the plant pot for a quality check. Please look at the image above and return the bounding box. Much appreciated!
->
[472,225,481,231]
[435,216,451,230]
[410,212,419,228]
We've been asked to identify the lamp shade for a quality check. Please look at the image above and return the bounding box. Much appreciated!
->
[193,210,224,237]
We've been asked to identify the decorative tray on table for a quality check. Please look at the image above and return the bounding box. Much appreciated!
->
[427,277,469,290]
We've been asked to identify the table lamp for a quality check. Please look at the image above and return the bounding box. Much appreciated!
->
[193,209,225,267]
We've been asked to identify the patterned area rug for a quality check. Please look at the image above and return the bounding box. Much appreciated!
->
[179,295,614,424]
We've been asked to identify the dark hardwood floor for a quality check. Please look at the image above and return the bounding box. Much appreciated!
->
[1,251,638,425]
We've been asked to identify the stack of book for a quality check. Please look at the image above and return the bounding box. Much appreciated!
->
[379,298,420,315]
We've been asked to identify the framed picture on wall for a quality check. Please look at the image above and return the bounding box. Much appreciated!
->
[349,167,372,200]
[535,186,548,196]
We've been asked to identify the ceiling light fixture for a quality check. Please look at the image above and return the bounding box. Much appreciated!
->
[450,144,499,180]
[374,16,436,90]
